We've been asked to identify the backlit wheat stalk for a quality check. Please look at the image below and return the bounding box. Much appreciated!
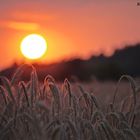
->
[0,64,139,140]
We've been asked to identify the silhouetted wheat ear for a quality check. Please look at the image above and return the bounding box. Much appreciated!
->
[11,64,28,85]
[0,76,16,104]
[0,65,139,140]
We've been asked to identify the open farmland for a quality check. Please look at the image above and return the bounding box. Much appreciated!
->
[0,65,140,140]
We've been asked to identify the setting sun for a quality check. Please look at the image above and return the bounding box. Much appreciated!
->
[20,34,47,60]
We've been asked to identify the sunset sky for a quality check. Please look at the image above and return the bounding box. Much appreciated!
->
[0,0,140,69]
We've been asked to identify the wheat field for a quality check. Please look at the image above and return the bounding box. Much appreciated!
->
[0,64,140,140]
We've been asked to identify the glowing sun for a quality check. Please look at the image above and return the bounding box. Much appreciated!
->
[20,34,47,60]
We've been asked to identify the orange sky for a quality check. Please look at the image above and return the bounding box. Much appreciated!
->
[0,0,140,69]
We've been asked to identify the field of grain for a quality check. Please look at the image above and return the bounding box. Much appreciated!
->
[0,65,140,140]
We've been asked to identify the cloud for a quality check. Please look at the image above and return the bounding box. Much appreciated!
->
[0,20,40,31]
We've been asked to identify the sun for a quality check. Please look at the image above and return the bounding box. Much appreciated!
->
[20,34,47,60]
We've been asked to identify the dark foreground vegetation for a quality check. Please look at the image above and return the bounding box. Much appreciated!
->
[0,65,140,140]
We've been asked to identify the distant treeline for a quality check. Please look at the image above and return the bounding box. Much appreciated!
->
[0,43,140,81]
